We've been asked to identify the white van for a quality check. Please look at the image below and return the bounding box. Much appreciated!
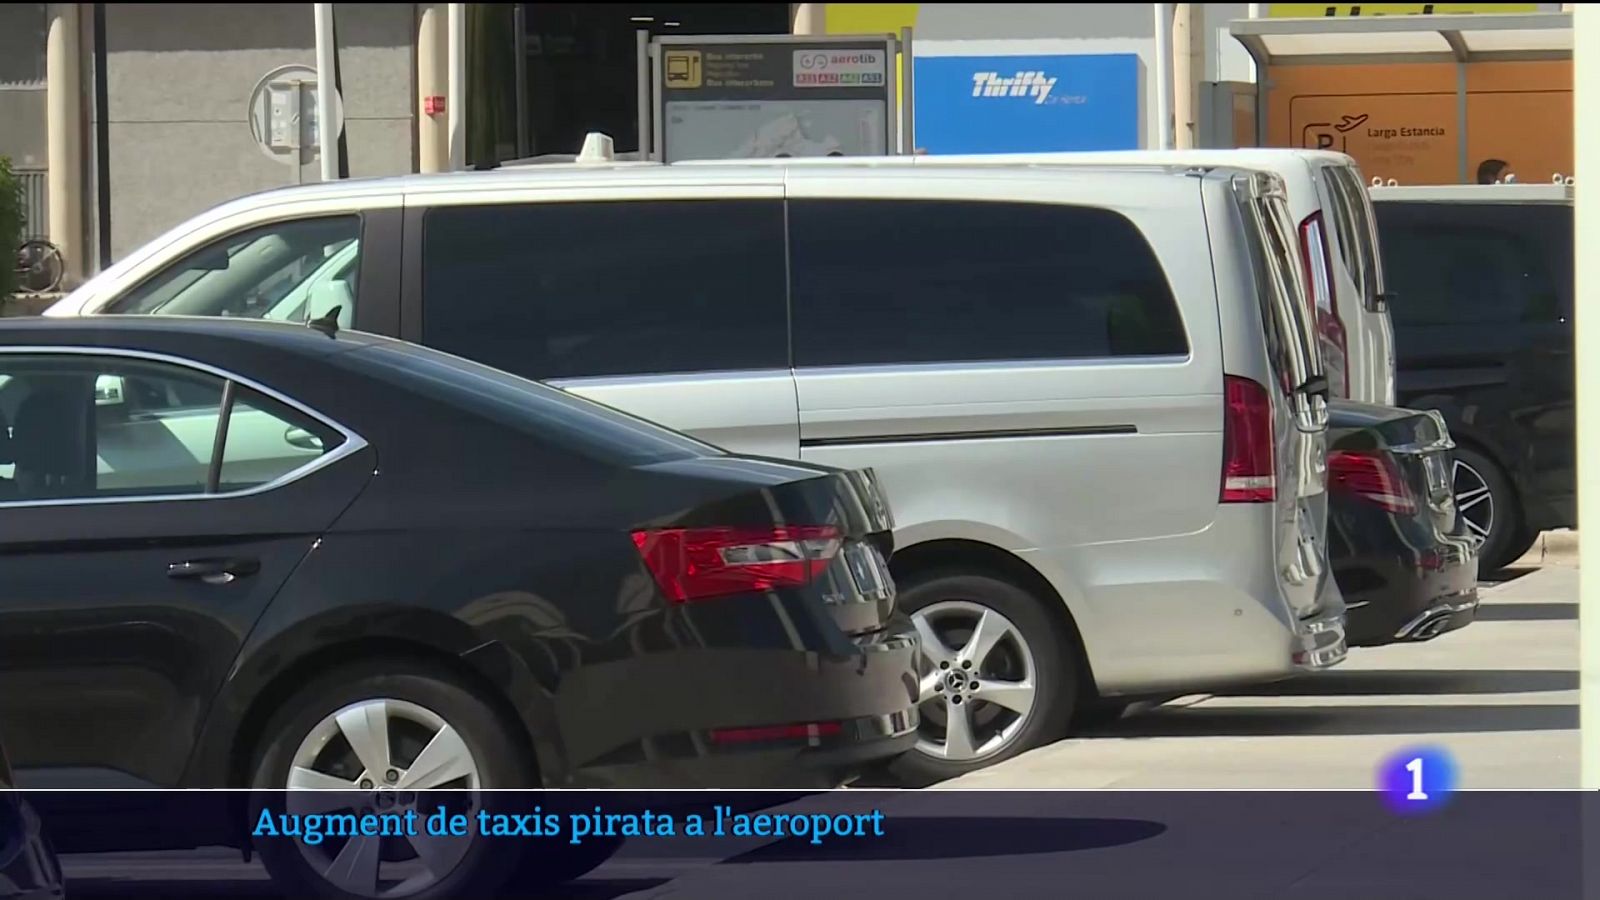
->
[901,149,1397,407]
[48,158,1347,783]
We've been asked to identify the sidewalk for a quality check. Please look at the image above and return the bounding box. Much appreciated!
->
[937,562,1579,790]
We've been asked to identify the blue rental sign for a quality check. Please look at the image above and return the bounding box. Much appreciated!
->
[913,54,1141,154]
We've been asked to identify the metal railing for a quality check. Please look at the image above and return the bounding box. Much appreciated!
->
[15,169,47,240]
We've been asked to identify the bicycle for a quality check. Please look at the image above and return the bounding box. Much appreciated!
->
[13,238,64,294]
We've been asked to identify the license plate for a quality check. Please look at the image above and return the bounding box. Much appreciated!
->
[843,542,893,599]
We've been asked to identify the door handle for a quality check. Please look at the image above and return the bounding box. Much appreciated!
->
[168,557,261,585]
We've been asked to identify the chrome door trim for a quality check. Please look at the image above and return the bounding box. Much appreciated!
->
[0,345,369,510]
[800,424,1137,449]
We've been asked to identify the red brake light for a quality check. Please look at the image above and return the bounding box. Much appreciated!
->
[1328,449,1416,514]
[1222,375,1275,503]
[709,721,843,745]
[631,525,842,604]
[1299,211,1349,397]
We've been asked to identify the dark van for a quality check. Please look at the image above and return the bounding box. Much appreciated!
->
[1370,183,1574,570]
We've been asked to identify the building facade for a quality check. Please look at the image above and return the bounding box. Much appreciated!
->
[4,2,1567,289]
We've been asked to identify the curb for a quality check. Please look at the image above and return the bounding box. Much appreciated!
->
[1517,530,1578,568]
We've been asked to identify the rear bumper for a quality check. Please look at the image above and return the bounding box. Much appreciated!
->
[553,633,921,789]
[1338,541,1480,647]
[1291,603,1349,670]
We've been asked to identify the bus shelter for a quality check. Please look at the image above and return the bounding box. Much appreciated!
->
[1229,12,1572,184]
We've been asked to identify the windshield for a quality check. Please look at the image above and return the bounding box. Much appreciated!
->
[108,216,360,328]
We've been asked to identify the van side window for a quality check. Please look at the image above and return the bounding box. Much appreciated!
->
[420,200,789,380]
[788,199,1187,367]
[1377,203,1570,327]
[110,217,361,328]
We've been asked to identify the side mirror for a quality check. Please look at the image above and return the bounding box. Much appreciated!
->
[94,375,126,407]
[1372,291,1394,314]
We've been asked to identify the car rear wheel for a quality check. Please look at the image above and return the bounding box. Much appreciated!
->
[1453,446,1525,571]
[248,663,539,900]
[887,572,1075,786]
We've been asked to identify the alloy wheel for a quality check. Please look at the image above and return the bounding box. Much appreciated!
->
[1453,458,1495,542]
[285,698,483,898]
[909,600,1038,762]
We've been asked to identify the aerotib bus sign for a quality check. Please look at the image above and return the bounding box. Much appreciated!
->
[794,49,888,87]
[652,35,899,162]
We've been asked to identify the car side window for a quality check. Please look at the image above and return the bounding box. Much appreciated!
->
[1376,203,1565,327]
[217,387,344,492]
[788,199,1188,367]
[420,200,789,380]
[109,216,361,328]
[0,355,345,504]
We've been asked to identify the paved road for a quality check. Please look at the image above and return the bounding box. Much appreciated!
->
[941,562,1579,790]
[57,560,1581,897]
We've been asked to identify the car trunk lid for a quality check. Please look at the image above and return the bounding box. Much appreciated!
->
[631,457,898,640]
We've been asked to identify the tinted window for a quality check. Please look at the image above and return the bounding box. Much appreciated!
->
[351,342,721,466]
[0,356,344,503]
[421,200,788,380]
[787,200,1186,367]
[1376,203,1571,327]
[112,216,361,328]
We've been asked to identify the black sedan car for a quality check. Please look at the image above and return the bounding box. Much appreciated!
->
[0,317,917,896]
[0,741,62,900]
[1326,401,1480,647]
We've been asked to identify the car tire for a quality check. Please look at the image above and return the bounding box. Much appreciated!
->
[1453,446,1524,571]
[887,571,1076,787]
[1502,525,1542,568]
[248,661,537,900]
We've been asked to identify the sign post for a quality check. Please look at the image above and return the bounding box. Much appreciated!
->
[247,64,345,184]
[649,34,901,162]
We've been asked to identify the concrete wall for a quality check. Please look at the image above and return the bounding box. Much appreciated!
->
[0,3,49,169]
[103,3,415,259]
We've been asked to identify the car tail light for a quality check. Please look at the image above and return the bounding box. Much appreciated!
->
[1328,449,1416,514]
[1300,211,1349,397]
[1222,375,1276,503]
[709,721,843,745]
[631,525,842,604]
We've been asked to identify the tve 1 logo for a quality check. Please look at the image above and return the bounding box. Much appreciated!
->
[916,54,1139,154]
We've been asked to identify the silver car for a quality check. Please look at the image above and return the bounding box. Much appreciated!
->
[48,156,1346,783]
